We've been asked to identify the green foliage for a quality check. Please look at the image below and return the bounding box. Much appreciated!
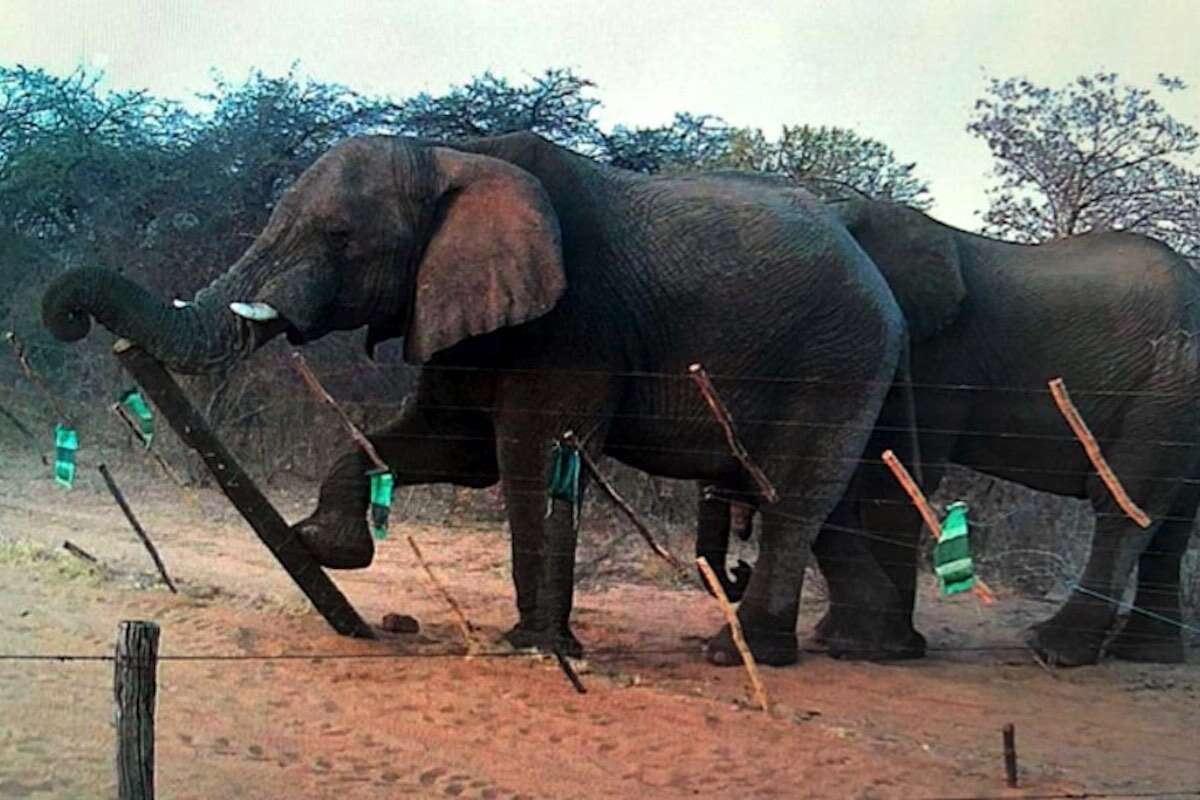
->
[0,536,99,583]
[968,72,1200,256]
[719,125,932,208]
[601,113,736,173]
[394,68,601,152]
[0,61,932,470]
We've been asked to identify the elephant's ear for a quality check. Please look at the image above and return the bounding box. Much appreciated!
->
[404,148,565,364]
[832,199,967,341]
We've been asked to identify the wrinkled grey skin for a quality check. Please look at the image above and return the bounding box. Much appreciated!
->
[699,197,1200,666]
[42,132,911,667]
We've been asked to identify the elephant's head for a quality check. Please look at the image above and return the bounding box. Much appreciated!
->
[42,136,566,371]
[827,198,967,341]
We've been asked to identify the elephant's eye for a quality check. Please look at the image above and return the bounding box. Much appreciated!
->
[325,229,352,253]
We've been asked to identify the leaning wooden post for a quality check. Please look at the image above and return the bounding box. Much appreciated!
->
[98,463,178,594]
[112,340,374,639]
[288,352,478,646]
[1002,722,1018,788]
[1048,378,1151,528]
[881,449,996,604]
[115,620,159,800]
[562,430,689,577]
[5,331,73,426]
[696,557,770,712]
[290,352,389,471]
[405,534,478,655]
[688,364,778,503]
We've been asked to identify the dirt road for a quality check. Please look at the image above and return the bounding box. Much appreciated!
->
[1,452,1196,798]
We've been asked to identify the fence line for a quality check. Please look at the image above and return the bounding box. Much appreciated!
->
[10,336,1200,399]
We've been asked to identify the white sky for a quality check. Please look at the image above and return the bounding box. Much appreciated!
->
[4,0,1199,229]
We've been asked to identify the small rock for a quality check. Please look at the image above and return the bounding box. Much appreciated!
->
[381,613,420,634]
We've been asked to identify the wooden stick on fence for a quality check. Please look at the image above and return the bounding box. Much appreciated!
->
[562,430,689,576]
[688,364,779,504]
[290,352,388,472]
[405,534,478,655]
[97,463,178,594]
[5,331,73,426]
[1048,378,1151,528]
[287,350,478,648]
[880,449,995,604]
[696,557,770,712]
[0,401,49,466]
[1002,722,1019,788]
[552,649,588,694]
[115,620,159,800]
[63,539,102,568]
[109,403,189,490]
[112,340,375,639]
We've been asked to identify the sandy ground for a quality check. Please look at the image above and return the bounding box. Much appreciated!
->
[0,450,1198,799]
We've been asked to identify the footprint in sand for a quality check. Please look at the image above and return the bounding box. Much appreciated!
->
[419,767,447,786]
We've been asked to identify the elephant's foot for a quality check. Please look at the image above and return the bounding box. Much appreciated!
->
[812,610,926,662]
[1107,613,1187,664]
[292,510,375,569]
[502,619,542,650]
[1024,616,1107,668]
[704,620,798,668]
[502,620,584,659]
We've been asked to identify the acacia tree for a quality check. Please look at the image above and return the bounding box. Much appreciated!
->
[968,72,1200,256]
[719,125,931,208]
[600,113,734,173]
[394,68,601,152]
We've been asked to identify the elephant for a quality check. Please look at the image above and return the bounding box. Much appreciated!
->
[696,196,1200,666]
[42,131,913,667]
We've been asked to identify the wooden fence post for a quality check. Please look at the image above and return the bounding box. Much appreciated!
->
[115,620,159,800]
[112,340,374,639]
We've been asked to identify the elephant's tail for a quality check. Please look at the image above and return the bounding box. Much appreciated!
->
[897,329,924,486]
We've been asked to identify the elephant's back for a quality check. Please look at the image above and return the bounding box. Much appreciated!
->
[933,232,1200,495]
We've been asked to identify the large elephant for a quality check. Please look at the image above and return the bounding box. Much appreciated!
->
[698,196,1200,666]
[42,132,912,666]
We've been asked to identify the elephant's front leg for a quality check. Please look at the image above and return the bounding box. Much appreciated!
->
[493,379,612,658]
[495,429,600,659]
[496,458,551,650]
[293,403,498,568]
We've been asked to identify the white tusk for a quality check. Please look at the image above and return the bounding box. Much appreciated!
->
[172,299,192,309]
[229,301,280,322]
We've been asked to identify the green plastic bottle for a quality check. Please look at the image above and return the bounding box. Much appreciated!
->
[934,501,975,596]
[368,470,395,540]
[54,424,78,488]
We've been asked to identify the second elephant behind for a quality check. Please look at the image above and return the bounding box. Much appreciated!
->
[698,197,1200,667]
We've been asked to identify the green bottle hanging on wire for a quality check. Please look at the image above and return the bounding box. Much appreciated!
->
[547,440,582,527]
[54,423,78,488]
[118,388,154,448]
[548,441,581,504]
[934,501,975,596]
[368,469,395,541]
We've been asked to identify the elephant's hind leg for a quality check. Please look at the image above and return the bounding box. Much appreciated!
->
[1027,398,1200,667]
[705,501,808,667]
[1026,465,1179,665]
[1106,485,1197,663]
[810,502,926,662]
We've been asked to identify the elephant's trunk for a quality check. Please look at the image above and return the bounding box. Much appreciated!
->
[41,266,264,374]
